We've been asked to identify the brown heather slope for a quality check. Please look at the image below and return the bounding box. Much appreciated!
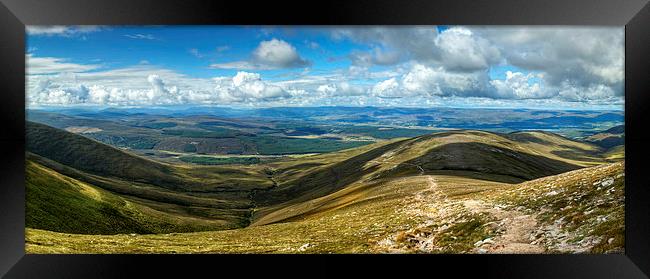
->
[25,125,621,253]
[26,122,274,231]
[250,130,605,226]
[25,162,623,254]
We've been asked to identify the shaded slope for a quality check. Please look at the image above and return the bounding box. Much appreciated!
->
[252,130,606,224]
[26,160,232,234]
[26,122,274,231]
[25,161,623,254]
[585,125,625,149]
[26,121,181,188]
[390,142,581,180]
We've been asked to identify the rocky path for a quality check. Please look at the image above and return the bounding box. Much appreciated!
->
[375,172,547,254]
[462,200,545,254]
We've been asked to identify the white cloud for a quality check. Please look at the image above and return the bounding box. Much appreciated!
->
[210,39,310,70]
[371,78,400,98]
[305,41,320,49]
[224,71,289,101]
[189,48,204,58]
[490,71,547,99]
[26,25,102,36]
[401,64,490,97]
[434,27,501,72]
[317,82,366,97]
[26,26,624,109]
[125,34,157,40]
[26,54,102,75]
[334,27,501,72]
[208,61,274,71]
[216,45,230,52]
[350,48,402,67]
[27,64,291,106]
[472,26,624,92]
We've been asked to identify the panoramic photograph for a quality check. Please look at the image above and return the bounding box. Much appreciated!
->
[24,25,624,254]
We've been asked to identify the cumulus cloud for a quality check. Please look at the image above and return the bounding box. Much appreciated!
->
[350,48,402,67]
[333,26,501,71]
[472,26,624,94]
[371,78,400,98]
[400,64,491,97]
[26,26,624,109]
[221,71,290,101]
[210,39,310,70]
[490,71,548,99]
[331,26,439,62]
[27,64,290,106]
[433,27,501,72]
[336,26,622,105]
[317,82,366,97]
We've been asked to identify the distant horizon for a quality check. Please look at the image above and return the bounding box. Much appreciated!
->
[27,104,624,112]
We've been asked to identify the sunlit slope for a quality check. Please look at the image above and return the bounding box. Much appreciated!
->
[251,130,606,225]
[24,124,616,247]
[26,160,234,234]
[27,121,274,192]
[27,121,178,187]
[25,162,623,254]
[26,122,276,230]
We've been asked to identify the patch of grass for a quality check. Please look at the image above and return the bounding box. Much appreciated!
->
[87,134,160,149]
[182,143,197,153]
[179,156,261,165]
[136,122,177,129]
[433,213,495,253]
[26,161,230,235]
[162,128,240,138]
[335,125,436,139]
[242,136,372,155]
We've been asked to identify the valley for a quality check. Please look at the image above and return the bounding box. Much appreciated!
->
[24,107,625,254]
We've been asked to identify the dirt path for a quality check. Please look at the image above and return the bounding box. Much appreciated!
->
[463,200,545,254]
[376,172,546,254]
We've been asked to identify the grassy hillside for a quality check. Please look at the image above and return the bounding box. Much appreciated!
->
[27,121,180,187]
[26,160,232,234]
[25,162,624,254]
[585,125,624,149]
[24,124,622,253]
[251,130,606,224]
[26,122,278,231]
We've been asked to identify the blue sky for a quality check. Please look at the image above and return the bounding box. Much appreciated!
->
[26,26,624,110]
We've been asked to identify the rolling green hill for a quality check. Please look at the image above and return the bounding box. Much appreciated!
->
[26,122,276,231]
[26,160,233,234]
[26,161,624,254]
[24,124,622,254]
[585,125,625,149]
[27,121,179,187]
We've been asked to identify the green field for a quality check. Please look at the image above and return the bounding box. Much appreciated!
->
[245,136,373,155]
[180,156,261,165]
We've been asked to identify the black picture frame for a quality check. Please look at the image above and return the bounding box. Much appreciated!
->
[1,0,649,278]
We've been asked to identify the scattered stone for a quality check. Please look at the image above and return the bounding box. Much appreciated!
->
[601,178,615,187]
[482,238,495,245]
[298,243,312,251]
